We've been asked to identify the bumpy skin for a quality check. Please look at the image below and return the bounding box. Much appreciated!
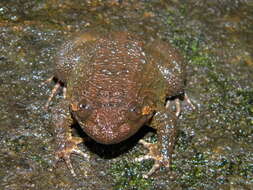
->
[52,30,186,176]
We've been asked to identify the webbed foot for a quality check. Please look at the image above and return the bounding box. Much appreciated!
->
[55,136,89,176]
[135,140,170,178]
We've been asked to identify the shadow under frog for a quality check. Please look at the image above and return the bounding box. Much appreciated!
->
[45,30,194,178]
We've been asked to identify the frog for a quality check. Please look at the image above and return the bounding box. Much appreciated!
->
[46,30,194,178]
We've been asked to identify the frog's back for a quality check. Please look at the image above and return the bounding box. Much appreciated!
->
[54,32,99,83]
[75,32,147,103]
[55,31,146,83]
[92,33,145,92]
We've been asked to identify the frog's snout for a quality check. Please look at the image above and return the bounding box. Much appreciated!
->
[81,110,134,144]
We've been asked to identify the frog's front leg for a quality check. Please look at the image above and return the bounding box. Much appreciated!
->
[135,109,177,178]
[52,99,89,176]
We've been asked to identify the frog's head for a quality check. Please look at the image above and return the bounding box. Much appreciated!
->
[70,99,154,144]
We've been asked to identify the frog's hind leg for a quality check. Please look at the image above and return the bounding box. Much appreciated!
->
[41,76,66,109]
[44,82,61,109]
[166,93,195,117]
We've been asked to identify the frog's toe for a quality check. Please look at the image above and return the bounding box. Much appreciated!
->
[44,82,61,110]
[135,140,168,178]
[55,137,89,176]
[135,155,161,178]
[184,93,196,110]
[166,98,180,116]
[166,93,195,117]
[55,148,77,176]
[41,76,66,110]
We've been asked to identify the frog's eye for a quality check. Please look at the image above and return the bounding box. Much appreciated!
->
[127,102,142,121]
[74,99,92,121]
[78,99,91,110]
[129,102,141,114]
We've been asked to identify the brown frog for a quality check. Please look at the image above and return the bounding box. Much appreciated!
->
[46,30,194,177]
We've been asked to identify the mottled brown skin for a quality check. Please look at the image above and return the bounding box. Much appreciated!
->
[51,30,187,177]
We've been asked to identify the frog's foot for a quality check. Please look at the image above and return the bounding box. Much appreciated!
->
[135,140,169,178]
[166,93,195,117]
[184,93,195,110]
[41,76,66,110]
[166,98,180,117]
[55,136,89,176]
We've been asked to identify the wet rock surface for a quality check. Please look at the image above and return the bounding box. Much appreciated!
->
[0,0,252,189]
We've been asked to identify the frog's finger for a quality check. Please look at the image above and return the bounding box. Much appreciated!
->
[54,136,88,177]
[135,139,164,178]
[64,154,77,177]
[143,161,160,179]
